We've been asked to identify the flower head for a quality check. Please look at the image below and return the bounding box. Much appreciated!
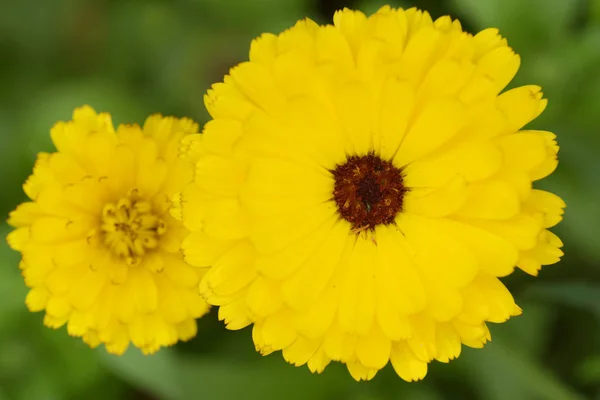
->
[6,106,209,355]
[179,6,565,381]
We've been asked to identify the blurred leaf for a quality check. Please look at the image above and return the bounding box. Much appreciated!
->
[464,332,586,400]
[576,355,600,384]
[525,282,600,319]
[14,372,62,400]
[452,0,581,52]
[99,348,184,400]
[452,0,581,33]
[187,0,307,33]
[493,301,555,360]
[592,0,600,24]
[355,0,409,15]
[23,79,148,158]
[0,225,27,321]
[178,357,349,400]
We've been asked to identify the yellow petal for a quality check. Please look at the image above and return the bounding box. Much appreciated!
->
[177,319,199,341]
[495,131,549,173]
[455,180,520,220]
[377,78,415,160]
[255,216,338,280]
[375,225,427,315]
[218,297,252,330]
[280,94,347,169]
[397,213,478,288]
[333,8,368,55]
[295,288,337,339]
[403,140,502,188]
[30,216,89,243]
[524,189,566,228]
[203,198,249,240]
[164,254,201,288]
[245,276,283,318]
[251,203,337,254]
[403,175,467,217]
[230,61,285,116]
[200,242,256,300]
[201,119,244,157]
[260,312,298,352]
[462,213,542,251]
[496,85,547,132]
[355,325,391,370]
[334,82,374,156]
[46,295,72,318]
[68,266,107,310]
[375,290,413,341]
[396,27,440,85]
[244,157,333,200]
[281,220,349,311]
[136,146,168,199]
[394,98,465,166]
[249,33,278,65]
[282,336,321,367]
[107,144,136,196]
[338,238,376,335]
[458,282,489,324]
[473,274,521,323]
[25,288,50,312]
[7,202,45,227]
[434,323,461,362]
[181,231,236,268]
[431,218,518,277]
[306,347,331,374]
[346,359,378,381]
[204,81,254,121]
[6,227,29,251]
[406,314,437,362]
[475,46,520,95]
[390,341,428,382]
[453,320,490,348]
[131,269,158,314]
[195,155,244,197]
[156,279,189,323]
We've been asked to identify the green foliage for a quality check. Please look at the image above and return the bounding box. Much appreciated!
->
[0,0,598,399]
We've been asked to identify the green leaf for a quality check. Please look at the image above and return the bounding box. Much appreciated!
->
[524,282,600,319]
[177,356,349,400]
[0,224,28,323]
[451,0,581,51]
[576,355,600,384]
[462,330,587,400]
[354,0,410,16]
[99,348,184,400]
[592,0,600,23]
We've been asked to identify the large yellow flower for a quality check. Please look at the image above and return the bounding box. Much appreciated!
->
[6,106,209,355]
[179,6,565,381]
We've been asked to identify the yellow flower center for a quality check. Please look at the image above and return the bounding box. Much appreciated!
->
[100,191,166,264]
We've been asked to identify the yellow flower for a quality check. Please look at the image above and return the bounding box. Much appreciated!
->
[179,6,565,381]
[6,106,209,355]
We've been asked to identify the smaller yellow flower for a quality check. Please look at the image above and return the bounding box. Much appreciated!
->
[6,106,209,355]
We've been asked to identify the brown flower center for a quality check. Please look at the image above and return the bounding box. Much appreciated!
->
[332,154,406,231]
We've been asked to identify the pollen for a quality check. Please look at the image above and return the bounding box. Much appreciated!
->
[101,191,166,264]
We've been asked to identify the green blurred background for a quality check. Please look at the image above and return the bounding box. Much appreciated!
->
[1,0,599,399]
